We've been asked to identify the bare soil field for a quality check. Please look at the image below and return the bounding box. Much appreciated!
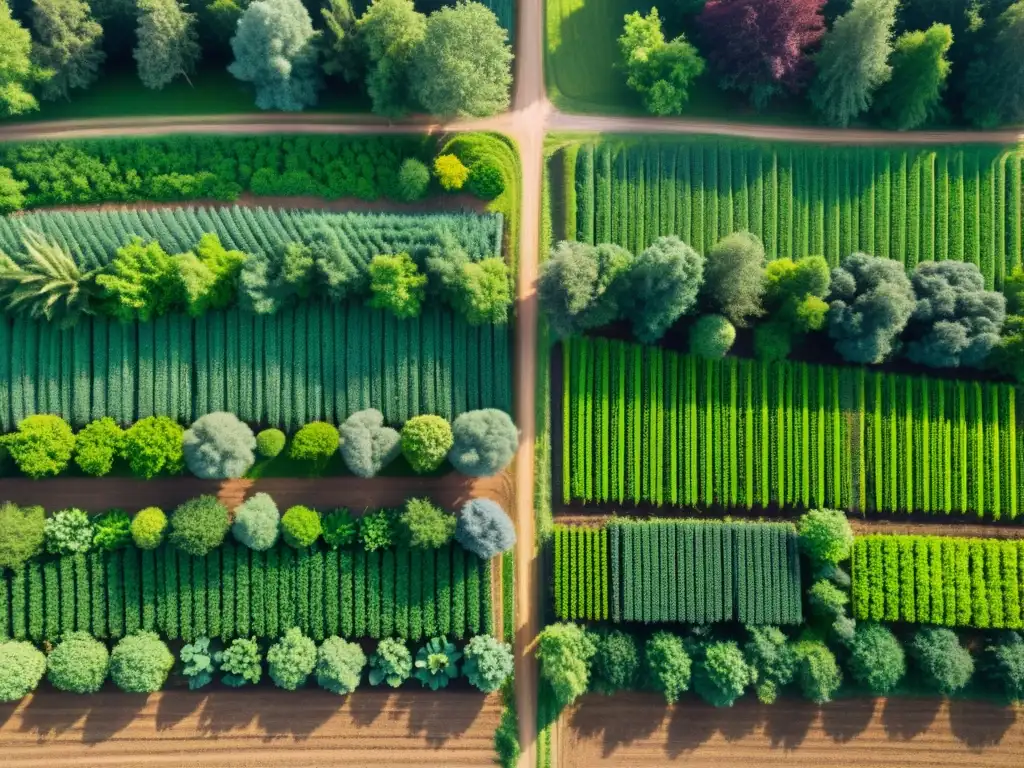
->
[0,690,500,767]
[559,693,1024,767]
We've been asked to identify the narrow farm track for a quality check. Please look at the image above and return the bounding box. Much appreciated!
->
[0,690,501,767]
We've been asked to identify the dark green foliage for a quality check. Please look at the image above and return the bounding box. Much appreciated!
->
[847,623,905,695]
[793,637,842,703]
[169,496,230,556]
[986,632,1024,704]
[693,640,755,708]
[218,637,263,687]
[467,161,505,200]
[396,158,430,203]
[643,631,691,703]
[744,626,796,704]
[588,628,640,694]
[911,627,974,695]
[621,236,704,343]
[368,637,413,687]
[359,509,394,552]
[92,509,132,551]
[828,252,915,363]
[689,314,736,359]
[322,509,358,549]
[537,240,633,338]
[702,232,765,326]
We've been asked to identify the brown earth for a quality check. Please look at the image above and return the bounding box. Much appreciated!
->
[559,693,1024,767]
[0,690,500,767]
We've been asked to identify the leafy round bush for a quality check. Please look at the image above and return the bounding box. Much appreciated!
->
[0,641,46,702]
[467,160,505,200]
[434,153,469,191]
[122,416,185,478]
[986,633,1024,704]
[689,314,736,359]
[798,509,854,565]
[808,579,849,620]
[414,636,462,690]
[911,627,974,695]
[537,622,596,709]
[268,627,317,690]
[281,505,322,548]
[644,631,692,703]
[169,496,230,556]
[232,493,280,550]
[217,637,263,687]
[92,509,132,551]
[109,632,174,693]
[369,637,413,688]
[396,157,431,202]
[401,415,454,474]
[0,502,45,570]
[5,414,75,478]
[45,508,94,555]
[793,639,842,704]
[848,623,905,695]
[255,428,286,459]
[289,421,340,463]
[693,641,755,708]
[322,508,357,549]
[448,409,518,476]
[316,637,367,695]
[744,626,796,704]
[131,507,167,550]
[74,417,125,476]
[590,628,640,695]
[456,498,516,559]
[397,498,456,549]
[753,321,793,362]
[339,409,401,478]
[47,632,109,694]
[462,634,514,693]
[183,412,256,479]
[359,508,394,552]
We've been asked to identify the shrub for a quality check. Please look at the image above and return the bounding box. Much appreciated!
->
[74,417,124,476]
[589,628,640,695]
[910,627,974,695]
[702,231,765,326]
[368,252,427,319]
[644,631,692,703]
[316,637,366,695]
[232,492,280,550]
[46,632,109,694]
[848,623,905,695]
[456,257,512,325]
[986,633,1024,704]
[92,509,132,551]
[693,641,755,708]
[401,415,454,474]
[689,314,736,359]
[359,508,394,552]
[455,498,516,559]
[798,509,854,565]
[537,622,596,709]
[169,496,230,556]
[808,579,849,620]
[467,160,505,199]
[268,627,317,690]
[281,505,322,548]
[753,321,793,362]
[743,626,796,704]
[414,636,462,691]
[621,235,705,343]
[255,428,286,458]
[0,641,46,702]
[339,409,401,478]
[434,154,469,191]
[322,508,357,549]
[396,158,430,202]
[45,508,94,555]
[462,635,514,693]
[0,502,45,570]
[396,498,456,549]
[793,638,842,704]
[369,637,413,688]
[537,240,633,338]
[131,507,167,550]
[183,412,257,479]
[217,637,263,687]
[109,632,174,693]
[448,409,518,476]
[180,637,217,690]
[289,421,340,463]
[122,416,185,478]
[5,414,75,478]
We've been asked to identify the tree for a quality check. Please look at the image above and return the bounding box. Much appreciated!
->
[448,408,518,477]
[395,157,430,202]
[965,1,1024,128]
[74,417,124,476]
[122,416,184,478]
[30,0,104,101]
[320,0,362,82]
[109,632,174,693]
[0,168,26,213]
[986,633,1024,704]
[339,409,400,478]
[134,0,199,90]
[231,492,280,550]
[809,0,896,126]
[400,415,454,474]
[693,640,756,707]
[433,153,469,191]
[289,421,340,463]
[367,252,426,318]
[96,237,181,322]
[0,502,46,571]
[316,637,366,695]
[793,638,841,703]
[618,8,705,116]
[904,260,1005,369]
[622,236,704,343]
[411,1,512,118]
[689,314,736,359]
[590,628,641,695]
[763,255,831,332]
[267,627,317,690]
[357,0,425,117]
[281,505,322,547]
[228,0,321,111]
[169,495,230,556]
[990,268,1024,383]
[395,498,456,549]
[536,623,596,709]
[0,229,96,328]
[702,231,765,325]
[462,635,514,693]
[910,627,974,695]
[47,632,109,694]
[455,258,511,325]
[537,240,633,337]
[798,508,853,565]
[873,24,952,130]
[847,623,905,695]
[455,498,516,559]
[0,641,46,701]
[828,252,915,364]
[698,0,826,108]
[4,414,75,478]
[0,1,44,116]
[744,627,796,704]
[644,631,692,703]
[182,412,257,479]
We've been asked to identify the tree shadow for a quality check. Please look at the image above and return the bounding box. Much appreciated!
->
[81,694,149,743]
[256,689,336,740]
[822,697,876,743]
[763,699,816,749]
[664,699,761,759]
[0,701,19,729]
[948,698,1018,749]
[155,689,205,731]
[398,690,487,748]
[16,690,92,739]
[881,696,941,740]
[197,691,260,735]
[569,693,665,758]
[348,689,390,728]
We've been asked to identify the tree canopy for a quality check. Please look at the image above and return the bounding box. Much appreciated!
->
[134,0,200,91]
[965,1,1024,128]
[618,8,704,116]
[357,0,425,117]
[873,23,952,130]
[621,236,704,343]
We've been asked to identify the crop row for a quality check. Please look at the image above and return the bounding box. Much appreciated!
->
[562,336,1023,519]
[852,535,1024,629]
[552,526,609,621]
[0,541,491,644]
[568,139,1024,288]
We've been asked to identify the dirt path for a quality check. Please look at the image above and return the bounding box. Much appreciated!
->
[560,693,1024,767]
[0,690,501,767]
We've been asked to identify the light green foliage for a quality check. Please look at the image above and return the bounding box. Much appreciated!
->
[130,507,167,550]
[644,631,692,703]
[986,633,1024,704]
[255,428,286,458]
[763,256,831,333]
[462,634,513,693]
[414,636,462,690]
[357,0,425,117]
[702,232,765,326]
[434,154,469,191]
[169,495,230,556]
[622,236,704,343]
[228,0,321,111]
[74,417,124,476]
[0,168,26,214]
[588,628,640,694]
[401,415,454,473]
[231,492,280,550]
[134,0,200,90]
[267,627,317,690]
[808,579,849,619]
[874,24,952,130]
[693,641,756,707]
[847,623,905,695]
[316,636,366,694]
[368,252,427,318]
[0,641,46,701]
[618,8,704,116]
[177,234,247,317]
[911,627,974,695]
[368,637,412,687]
[281,505,322,548]
[966,1,1024,127]
[44,508,93,555]
[396,498,456,549]
[793,637,842,703]
[339,409,401,478]
[396,158,430,202]
[0,0,42,116]
[744,627,796,704]
[217,637,262,687]
[92,508,132,551]
[689,314,736,359]
[322,509,357,549]
[5,414,75,478]
[109,632,174,693]
[449,408,518,477]
[289,422,340,463]
[456,258,512,325]
[411,1,512,118]
[183,412,256,479]
[798,509,854,565]
[537,622,596,709]
[122,416,184,478]
[0,503,45,570]
[537,240,632,337]
[29,0,104,101]
[0,229,96,327]
[180,637,217,689]
[47,632,109,693]
[96,237,181,323]
[359,508,394,552]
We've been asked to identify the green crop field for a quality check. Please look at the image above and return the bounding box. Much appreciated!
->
[561,336,1023,519]
[555,137,1024,288]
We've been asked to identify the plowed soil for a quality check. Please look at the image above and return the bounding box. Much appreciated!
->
[0,690,500,767]
[559,693,1024,767]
